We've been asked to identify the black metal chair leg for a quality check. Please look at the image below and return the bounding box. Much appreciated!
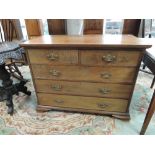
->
[15,80,31,96]
[6,63,24,81]
[143,64,146,69]
[6,95,14,115]
[12,62,24,79]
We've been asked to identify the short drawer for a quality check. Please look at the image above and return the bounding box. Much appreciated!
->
[37,93,128,113]
[80,50,142,67]
[32,65,137,83]
[27,49,78,65]
[35,80,133,99]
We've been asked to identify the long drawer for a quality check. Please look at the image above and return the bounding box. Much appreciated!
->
[38,93,128,113]
[32,65,137,83]
[35,80,133,99]
[28,49,78,65]
[80,50,142,67]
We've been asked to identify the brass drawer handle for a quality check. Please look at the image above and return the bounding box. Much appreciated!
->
[99,88,111,94]
[47,53,59,61]
[100,72,111,79]
[51,84,62,91]
[97,103,109,109]
[102,54,116,62]
[49,69,61,77]
[54,99,64,104]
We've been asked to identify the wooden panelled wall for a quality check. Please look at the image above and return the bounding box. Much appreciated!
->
[47,19,104,35]
[83,19,104,34]
[0,19,23,40]
[25,19,44,39]
[12,19,24,40]
[25,19,142,37]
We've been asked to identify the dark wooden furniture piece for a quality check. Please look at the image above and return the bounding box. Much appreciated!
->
[0,19,31,115]
[20,35,151,120]
[83,19,103,34]
[47,19,66,35]
[0,64,31,115]
[140,89,155,134]
[122,19,141,37]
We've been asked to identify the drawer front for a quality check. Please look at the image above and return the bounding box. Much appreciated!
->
[81,50,142,67]
[35,80,132,99]
[28,49,78,65]
[32,65,136,83]
[38,93,128,113]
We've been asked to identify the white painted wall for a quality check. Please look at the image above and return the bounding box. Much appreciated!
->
[66,19,83,35]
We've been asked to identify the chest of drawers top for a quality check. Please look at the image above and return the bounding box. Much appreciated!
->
[20,34,151,49]
[20,35,152,119]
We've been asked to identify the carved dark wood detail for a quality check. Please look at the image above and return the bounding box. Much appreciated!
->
[0,64,31,115]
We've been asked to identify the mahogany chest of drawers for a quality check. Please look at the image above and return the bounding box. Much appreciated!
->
[20,35,151,120]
